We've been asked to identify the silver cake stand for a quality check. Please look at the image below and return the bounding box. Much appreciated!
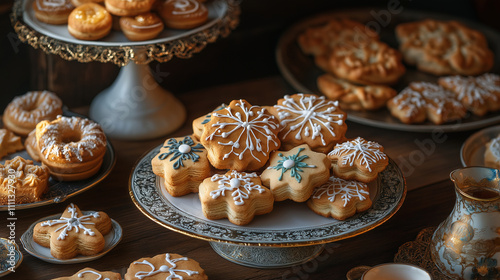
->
[11,0,240,140]
[130,144,407,268]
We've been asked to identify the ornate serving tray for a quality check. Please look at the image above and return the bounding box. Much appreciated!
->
[130,144,406,268]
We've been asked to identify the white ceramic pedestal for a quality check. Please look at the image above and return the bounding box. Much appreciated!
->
[89,63,186,140]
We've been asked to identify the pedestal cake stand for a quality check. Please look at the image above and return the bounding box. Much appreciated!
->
[11,0,240,140]
[129,144,407,268]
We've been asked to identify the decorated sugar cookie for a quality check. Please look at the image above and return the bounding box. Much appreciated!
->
[261,144,331,202]
[151,136,211,196]
[33,203,112,259]
[198,170,274,225]
[192,103,227,140]
[270,93,347,153]
[53,268,122,280]
[307,176,372,220]
[200,99,281,171]
[125,253,208,280]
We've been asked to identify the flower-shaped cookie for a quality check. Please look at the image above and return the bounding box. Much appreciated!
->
[53,268,122,280]
[261,144,331,202]
[198,170,274,225]
[151,136,211,197]
[201,99,280,171]
[125,253,207,280]
[328,137,388,183]
[33,203,112,259]
[270,93,347,153]
[307,176,372,220]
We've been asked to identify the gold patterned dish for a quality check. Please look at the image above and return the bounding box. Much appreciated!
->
[0,238,23,277]
[20,212,122,264]
[130,144,406,268]
[276,9,500,132]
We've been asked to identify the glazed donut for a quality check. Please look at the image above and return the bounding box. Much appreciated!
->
[33,0,75,25]
[70,0,103,7]
[2,91,63,137]
[104,0,156,16]
[35,116,107,181]
[120,12,164,41]
[67,3,112,40]
[158,0,208,29]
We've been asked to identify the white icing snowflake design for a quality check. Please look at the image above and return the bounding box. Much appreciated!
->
[312,177,369,207]
[274,94,344,146]
[205,100,279,162]
[77,270,110,280]
[133,253,199,280]
[328,137,386,172]
[40,203,100,240]
[210,170,266,206]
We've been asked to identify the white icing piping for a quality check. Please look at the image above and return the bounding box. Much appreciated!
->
[312,176,369,207]
[130,22,163,30]
[133,253,199,280]
[328,137,386,172]
[77,270,109,280]
[40,203,99,240]
[168,0,200,15]
[210,170,265,206]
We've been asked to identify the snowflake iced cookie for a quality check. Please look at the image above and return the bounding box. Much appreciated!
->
[387,82,467,124]
[261,144,331,202]
[53,268,122,280]
[151,136,211,197]
[484,135,500,169]
[192,103,227,140]
[200,99,281,171]
[33,203,112,259]
[328,137,388,183]
[307,176,372,220]
[198,170,274,225]
[125,253,207,280]
[270,93,347,153]
[438,73,500,116]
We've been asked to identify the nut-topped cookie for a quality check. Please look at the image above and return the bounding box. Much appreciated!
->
[270,93,347,153]
[200,99,280,171]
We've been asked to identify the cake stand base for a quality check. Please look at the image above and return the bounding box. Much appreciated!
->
[89,63,186,140]
[209,242,325,269]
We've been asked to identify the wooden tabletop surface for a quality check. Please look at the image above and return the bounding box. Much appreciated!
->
[1,75,482,279]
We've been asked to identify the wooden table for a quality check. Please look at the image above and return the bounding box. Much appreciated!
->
[1,75,478,279]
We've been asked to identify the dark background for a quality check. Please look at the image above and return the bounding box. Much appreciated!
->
[1,0,499,110]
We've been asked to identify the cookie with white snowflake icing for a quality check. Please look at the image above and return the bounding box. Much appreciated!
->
[33,203,112,259]
[151,136,211,197]
[198,170,274,225]
[328,137,388,183]
[270,93,347,153]
[125,253,207,280]
[307,176,372,220]
[261,144,331,202]
[53,268,122,280]
[201,99,281,171]
[439,73,500,116]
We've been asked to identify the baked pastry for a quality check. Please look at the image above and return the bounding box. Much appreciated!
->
[105,0,156,16]
[157,0,209,29]
[25,130,41,162]
[439,73,500,116]
[2,91,63,137]
[328,137,388,183]
[151,136,211,197]
[307,176,372,220]
[200,99,280,171]
[0,156,49,205]
[484,135,500,169]
[198,170,274,225]
[270,93,347,153]
[120,12,164,41]
[396,19,494,76]
[33,203,112,259]
[53,268,122,280]
[0,129,24,159]
[125,253,208,280]
[68,3,112,40]
[261,144,331,202]
[71,0,104,6]
[33,0,75,25]
[192,103,227,140]
[36,116,107,181]
[387,82,467,124]
[326,39,405,85]
[317,74,397,110]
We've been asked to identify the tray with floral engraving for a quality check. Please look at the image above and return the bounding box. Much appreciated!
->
[276,8,500,132]
[129,144,406,268]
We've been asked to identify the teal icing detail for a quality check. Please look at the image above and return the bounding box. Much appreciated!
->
[270,147,316,183]
[158,136,204,169]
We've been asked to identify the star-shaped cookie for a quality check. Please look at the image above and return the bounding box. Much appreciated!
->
[53,268,122,280]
